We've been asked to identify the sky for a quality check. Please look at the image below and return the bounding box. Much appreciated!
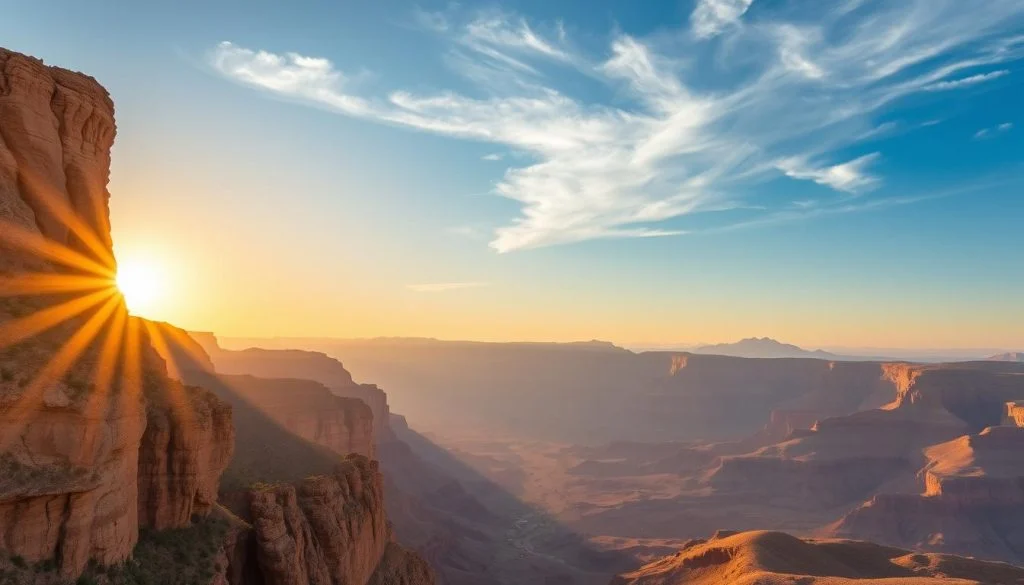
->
[3,0,1023,349]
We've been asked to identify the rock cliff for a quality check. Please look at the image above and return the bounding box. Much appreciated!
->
[248,455,435,585]
[1005,400,1024,427]
[150,324,376,460]
[223,374,375,460]
[832,425,1024,563]
[0,47,115,272]
[192,334,395,442]
[0,47,234,578]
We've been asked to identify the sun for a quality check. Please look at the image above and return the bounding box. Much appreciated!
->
[116,257,165,316]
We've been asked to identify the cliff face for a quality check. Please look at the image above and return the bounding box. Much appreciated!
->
[193,335,395,443]
[832,425,1024,563]
[248,455,434,585]
[230,376,375,460]
[0,47,234,577]
[0,47,115,271]
[884,364,1024,429]
[137,376,235,529]
[1006,400,1024,427]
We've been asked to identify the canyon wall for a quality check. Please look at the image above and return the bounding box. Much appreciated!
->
[832,425,1024,563]
[248,455,390,585]
[193,335,395,443]
[0,47,234,577]
[153,324,377,460]
[1005,400,1024,427]
[0,47,114,271]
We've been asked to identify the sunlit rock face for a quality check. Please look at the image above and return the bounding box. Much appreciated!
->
[192,335,396,444]
[0,47,115,272]
[612,530,1024,585]
[0,47,234,577]
[832,425,1024,563]
[248,455,435,585]
[1006,400,1024,427]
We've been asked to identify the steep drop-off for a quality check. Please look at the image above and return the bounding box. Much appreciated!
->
[149,327,436,584]
[193,334,395,442]
[0,47,234,577]
[832,425,1024,563]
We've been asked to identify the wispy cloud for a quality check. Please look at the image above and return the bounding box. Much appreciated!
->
[482,153,503,161]
[923,69,1009,91]
[974,121,1014,139]
[210,1,1024,252]
[776,153,881,194]
[692,0,756,39]
[407,282,489,292]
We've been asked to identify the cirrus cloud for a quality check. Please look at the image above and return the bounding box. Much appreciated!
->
[210,2,1024,252]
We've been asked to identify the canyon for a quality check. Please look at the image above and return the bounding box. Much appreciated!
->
[0,47,432,585]
[3,44,1024,585]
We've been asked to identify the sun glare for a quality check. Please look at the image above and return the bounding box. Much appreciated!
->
[116,257,164,316]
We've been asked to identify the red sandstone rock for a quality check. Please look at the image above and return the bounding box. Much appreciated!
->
[0,47,234,577]
[248,455,435,585]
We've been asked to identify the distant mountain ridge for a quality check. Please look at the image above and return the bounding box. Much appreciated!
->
[692,337,839,359]
[989,351,1024,362]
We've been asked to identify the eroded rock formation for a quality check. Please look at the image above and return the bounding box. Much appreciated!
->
[832,425,1024,563]
[248,455,434,585]
[0,47,115,271]
[0,47,234,577]
[192,334,395,442]
[1005,400,1024,427]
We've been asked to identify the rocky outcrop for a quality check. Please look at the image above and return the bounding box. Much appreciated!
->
[1005,400,1024,427]
[611,529,1024,584]
[217,373,375,460]
[192,334,395,443]
[832,426,1024,563]
[0,348,147,575]
[0,47,234,577]
[0,47,115,272]
[247,455,434,585]
[883,362,1024,430]
[651,355,906,440]
[137,375,235,529]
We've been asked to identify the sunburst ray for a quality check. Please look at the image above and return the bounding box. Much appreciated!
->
[76,300,129,460]
[141,320,194,428]
[0,287,116,351]
[16,168,117,272]
[0,294,121,451]
[0,219,115,279]
[0,272,113,297]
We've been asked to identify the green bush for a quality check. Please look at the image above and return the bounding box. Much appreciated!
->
[80,515,230,585]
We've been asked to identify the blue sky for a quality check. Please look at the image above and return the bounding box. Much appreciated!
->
[3,0,1023,348]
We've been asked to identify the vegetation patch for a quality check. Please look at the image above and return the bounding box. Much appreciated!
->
[0,515,229,585]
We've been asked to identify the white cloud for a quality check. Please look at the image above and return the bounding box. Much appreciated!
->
[974,121,1014,139]
[923,69,1009,91]
[210,1,1024,252]
[776,153,881,193]
[692,0,755,39]
[407,282,489,292]
[482,153,503,161]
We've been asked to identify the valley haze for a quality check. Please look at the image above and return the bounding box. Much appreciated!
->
[2,1,1024,585]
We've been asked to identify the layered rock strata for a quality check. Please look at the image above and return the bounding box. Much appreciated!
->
[0,47,234,577]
